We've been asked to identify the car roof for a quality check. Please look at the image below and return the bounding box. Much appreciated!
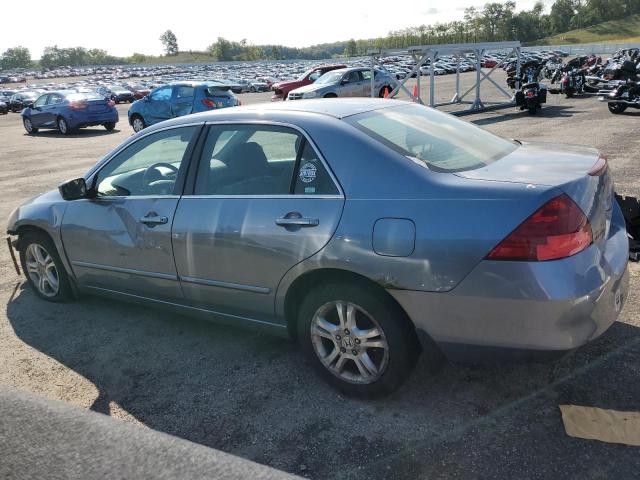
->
[160,98,408,127]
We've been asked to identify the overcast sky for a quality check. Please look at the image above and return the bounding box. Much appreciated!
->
[1,0,551,59]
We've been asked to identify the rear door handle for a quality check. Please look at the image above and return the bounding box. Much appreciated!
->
[275,217,319,227]
[139,215,168,225]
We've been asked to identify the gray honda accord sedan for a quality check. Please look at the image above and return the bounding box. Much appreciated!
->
[7,99,629,396]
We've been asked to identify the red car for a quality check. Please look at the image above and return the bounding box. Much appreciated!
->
[271,64,346,101]
[132,86,151,99]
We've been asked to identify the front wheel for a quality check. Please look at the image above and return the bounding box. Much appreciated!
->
[131,115,146,133]
[565,91,574,98]
[608,103,628,114]
[23,117,38,134]
[297,283,421,397]
[104,122,116,131]
[19,232,73,302]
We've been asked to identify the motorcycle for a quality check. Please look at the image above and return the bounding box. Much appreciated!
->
[509,63,547,114]
[551,65,586,97]
[602,80,640,114]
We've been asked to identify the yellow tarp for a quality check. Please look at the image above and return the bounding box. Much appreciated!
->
[559,405,640,447]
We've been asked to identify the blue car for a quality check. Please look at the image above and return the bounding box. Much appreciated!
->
[127,81,239,132]
[22,91,119,135]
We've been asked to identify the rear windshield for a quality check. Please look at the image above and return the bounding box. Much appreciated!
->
[67,92,103,102]
[205,86,231,97]
[345,104,518,173]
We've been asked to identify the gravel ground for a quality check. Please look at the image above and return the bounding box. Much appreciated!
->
[0,71,639,479]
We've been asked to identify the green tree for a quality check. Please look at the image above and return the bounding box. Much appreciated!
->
[160,30,179,56]
[344,38,357,57]
[1,46,31,69]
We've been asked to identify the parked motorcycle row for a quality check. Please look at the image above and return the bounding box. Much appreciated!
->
[505,48,640,115]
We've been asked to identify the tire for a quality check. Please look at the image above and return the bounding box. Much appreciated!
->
[608,103,628,114]
[129,98,134,104]
[104,122,116,131]
[565,91,574,98]
[297,282,421,397]
[528,106,537,115]
[323,93,338,99]
[250,86,256,93]
[23,117,38,134]
[131,115,146,133]
[57,117,71,135]
[19,231,72,302]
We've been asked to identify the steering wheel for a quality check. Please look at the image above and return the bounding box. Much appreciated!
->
[142,162,179,192]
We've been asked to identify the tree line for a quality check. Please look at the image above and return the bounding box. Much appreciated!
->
[2,0,640,69]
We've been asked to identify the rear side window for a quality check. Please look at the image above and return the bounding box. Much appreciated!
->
[345,104,518,173]
[194,125,338,196]
[205,86,231,97]
[175,86,194,99]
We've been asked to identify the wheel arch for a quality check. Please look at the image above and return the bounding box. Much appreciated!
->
[282,267,421,349]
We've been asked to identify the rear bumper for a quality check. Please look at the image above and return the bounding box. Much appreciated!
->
[390,208,630,362]
[69,111,119,128]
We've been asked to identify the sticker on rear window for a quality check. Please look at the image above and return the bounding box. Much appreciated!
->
[299,162,317,183]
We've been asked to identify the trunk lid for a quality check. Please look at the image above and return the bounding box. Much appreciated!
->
[456,141,614,248]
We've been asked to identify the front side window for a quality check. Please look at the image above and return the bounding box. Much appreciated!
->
[150,86,172,101]
[94,126,196,197]
[345,104,518,173]
[33,95,48,107]
[308,71,322,82]
[47,94,63,105]
[194,125,338,196]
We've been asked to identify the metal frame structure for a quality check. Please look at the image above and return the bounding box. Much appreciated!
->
[369,41,521,113]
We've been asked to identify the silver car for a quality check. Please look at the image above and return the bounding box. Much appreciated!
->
[7,99,629,396]
[287,67,395,100]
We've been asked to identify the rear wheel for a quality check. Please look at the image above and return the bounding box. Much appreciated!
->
[565,91,574,98]
[297,283,421,397]
[323,93,338,99]
[57,117,70,135]
[528,106,537,114]
[104,122,116,131]
[23,118,38,134]
[131,115,146,133]
[19,232,72,302]
[608,103,627,114]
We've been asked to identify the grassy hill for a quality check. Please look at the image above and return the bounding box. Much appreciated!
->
[535,14,640,45]
[134,51,217,65]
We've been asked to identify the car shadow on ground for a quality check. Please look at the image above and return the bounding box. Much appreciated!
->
[23,129,121,139]
[6,284,640,479]
[470,105,581,126]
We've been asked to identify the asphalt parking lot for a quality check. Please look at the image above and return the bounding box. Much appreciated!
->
[1,72,639,479]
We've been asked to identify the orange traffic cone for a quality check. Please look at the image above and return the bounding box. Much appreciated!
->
[384,86,389,98]
[413,84,418,98]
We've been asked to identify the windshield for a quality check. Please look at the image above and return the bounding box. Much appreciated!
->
[315,72,342,85]
[345,104,518,173]
[297,69,314,81]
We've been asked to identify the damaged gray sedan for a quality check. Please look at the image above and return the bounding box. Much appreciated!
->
[7,99,629,396]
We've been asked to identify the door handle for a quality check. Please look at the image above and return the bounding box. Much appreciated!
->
[139,215,168,225]
[275,217,319,227]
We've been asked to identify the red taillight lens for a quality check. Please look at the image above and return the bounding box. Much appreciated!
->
[526,90,535,97]
[69,101,87,110]
[486,194,592,261]
[107,100,115,108]
[588,155,607,176]
[201,98,216,108]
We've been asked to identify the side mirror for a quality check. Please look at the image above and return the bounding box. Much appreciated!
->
[59,178,89,201]
[143,95,150,102]
[341,79,349,85]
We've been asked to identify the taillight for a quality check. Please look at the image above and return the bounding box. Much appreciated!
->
[588,155,607,176]
[69,101,87,110]
[486,194,592,261]
[526,90,535,97]
[201,98,216,108]
[107,100,115,108]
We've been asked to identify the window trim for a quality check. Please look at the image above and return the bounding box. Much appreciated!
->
[88,123,204,200]
[185,120,344,199]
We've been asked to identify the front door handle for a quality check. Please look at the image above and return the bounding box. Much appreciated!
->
[275,216,319,227]
[139,215,168,225]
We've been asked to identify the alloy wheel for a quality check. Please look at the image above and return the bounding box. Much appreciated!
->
[24,118,33,133]
[132,117,144,132]
[25,243,59,298]
[58,118,68,134]
[310,301,389,385]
